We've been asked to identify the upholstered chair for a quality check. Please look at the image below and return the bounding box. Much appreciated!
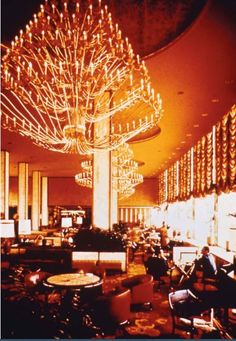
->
[121,274,154,307]
[93,287,131,333]
[168,289,211,338]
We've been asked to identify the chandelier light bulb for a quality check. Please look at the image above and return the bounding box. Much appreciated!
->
[75,143,143,198]
[1,0,163,155]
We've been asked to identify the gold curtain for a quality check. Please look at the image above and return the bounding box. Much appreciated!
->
[199,132,213,195]
[157,172,166,205]
[167,163,177,202]
[186,150,191,199]
[216,106,236,193]
[167,166,173,202]
[178,151,191,201]
[200,135,206,194]
[157,105,236,203]
[206,131,213,193]
[228,108,236,189]
[193,141,201,197]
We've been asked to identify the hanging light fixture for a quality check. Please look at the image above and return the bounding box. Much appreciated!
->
[1,0,163,155]
[75,143,143,197]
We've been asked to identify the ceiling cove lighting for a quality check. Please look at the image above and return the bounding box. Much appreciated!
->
[75,143,143,198]
[1,0,163,155]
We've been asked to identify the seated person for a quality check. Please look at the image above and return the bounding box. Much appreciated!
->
[184,246,219,293]
[195,246,217,279]
[145,249,169,280]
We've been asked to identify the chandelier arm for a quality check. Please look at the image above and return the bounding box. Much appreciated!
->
[19,41,69,117]
[75,143,143,197]
[19,86,65,137]
[1,0,163,154]
[1,92,65,143]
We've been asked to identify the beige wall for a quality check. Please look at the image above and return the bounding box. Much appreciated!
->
[118,178,157,206]
[9,177,157,207]
[48,177,92,206]
[9,176,32,206]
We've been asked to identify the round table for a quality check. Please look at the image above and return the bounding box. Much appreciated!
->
[46,273,102,314]
[46,273,103,334]
[46,273,101,289]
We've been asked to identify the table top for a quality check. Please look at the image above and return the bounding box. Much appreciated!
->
[46,272,100,288]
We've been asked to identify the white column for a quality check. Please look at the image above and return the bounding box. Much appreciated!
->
[0,151,9,219]
[134,208,138,223]
[92,92,118,230]
[111,185,118,228]
[143,208,146,225]
[110,151,118,228]
[138,208,143,223]
[18,162,28,220]
[130,208,133,223]
[93,150,110,229]
[125,208,129,222]
[120,208,124,222]
[32,171,41,230]
[147,208,151,226]
[41,176,48,226]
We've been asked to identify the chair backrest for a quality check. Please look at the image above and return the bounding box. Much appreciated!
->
[94,287,131,326]
[169,289,202,318]
[169,289,189,309]
[109,288,131,323]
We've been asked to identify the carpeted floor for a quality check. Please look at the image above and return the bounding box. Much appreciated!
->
[2,258,235,339]
[101,259,178,339]
[101,259,236,340]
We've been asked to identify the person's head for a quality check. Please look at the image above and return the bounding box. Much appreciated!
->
[13,213,19,221]
[201,246,210,256]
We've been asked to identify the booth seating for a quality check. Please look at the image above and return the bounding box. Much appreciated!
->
[72,251,127,273]
[11,247,72,273]
[121,274,154,308]
[93,287,131,333]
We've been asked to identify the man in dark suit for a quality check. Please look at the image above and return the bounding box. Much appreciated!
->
[196,246,217,279]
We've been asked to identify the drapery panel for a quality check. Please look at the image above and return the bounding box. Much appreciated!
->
[216,107,236,193]
[167,163,178,202]
[157,171,166,205]
[157,105,236,204]
[178,151,191,200]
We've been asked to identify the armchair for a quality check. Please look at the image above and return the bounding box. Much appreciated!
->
[93,287,131,333]
[121,274,154,307]
[168,289,213,338]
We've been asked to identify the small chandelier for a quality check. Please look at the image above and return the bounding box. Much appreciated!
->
[1,0,163,155]
[75,143,143,198]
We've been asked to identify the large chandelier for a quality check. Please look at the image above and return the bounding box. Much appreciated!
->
[1,0,163,155]
[75,143,143,198]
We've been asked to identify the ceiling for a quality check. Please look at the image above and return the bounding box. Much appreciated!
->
[1,0,236,178]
